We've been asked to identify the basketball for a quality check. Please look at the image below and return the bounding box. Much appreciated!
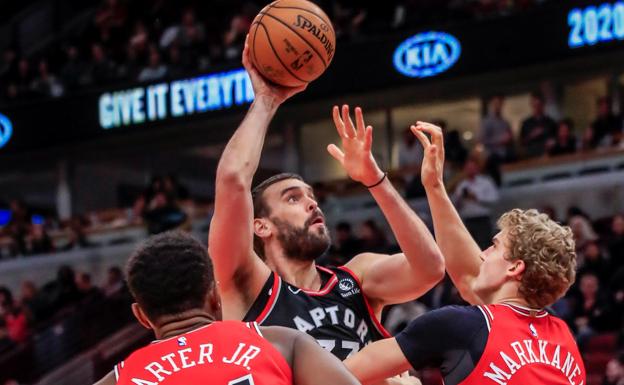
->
[248,0,336,87]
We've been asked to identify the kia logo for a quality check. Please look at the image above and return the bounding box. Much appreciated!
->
[393,31,461,78]
[0,113,12,148]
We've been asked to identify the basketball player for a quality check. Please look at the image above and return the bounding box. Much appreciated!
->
[209,37,444,360]
[343,122,585,385]
[93,231,360,385]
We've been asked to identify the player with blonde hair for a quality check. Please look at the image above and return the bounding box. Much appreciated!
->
[345,122,585,385]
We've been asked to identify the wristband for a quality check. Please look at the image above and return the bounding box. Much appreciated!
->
[364,172,387,189]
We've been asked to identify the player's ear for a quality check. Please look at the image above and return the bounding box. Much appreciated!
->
[507,259,525,280]
[253,218,272,239]
[206,282,222,321]
[132,303,154,330]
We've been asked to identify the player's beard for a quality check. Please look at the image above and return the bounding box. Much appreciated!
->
[272,216,331,262]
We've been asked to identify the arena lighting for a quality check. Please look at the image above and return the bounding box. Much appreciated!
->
[393,31,461,78]
[0,112,13,148]
[98,68,254,130]
[568,1,624,48]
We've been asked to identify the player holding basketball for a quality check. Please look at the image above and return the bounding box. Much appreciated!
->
[93,231,360,385]
[344,122,585,385]
[208,37,444,361]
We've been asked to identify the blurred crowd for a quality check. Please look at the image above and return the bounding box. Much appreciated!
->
[0,265,130,349]
[0,173,195,259]
[0,0,550,102]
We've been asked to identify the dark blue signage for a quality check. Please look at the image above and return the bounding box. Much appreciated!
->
[393,31,461,78]
[0,112,13,149]
[98,69,254,130]
[568,2,624,48]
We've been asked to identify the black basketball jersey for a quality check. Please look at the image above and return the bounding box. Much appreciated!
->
[243,265,390,360]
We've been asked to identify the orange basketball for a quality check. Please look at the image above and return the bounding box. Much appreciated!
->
[248,0,336,88]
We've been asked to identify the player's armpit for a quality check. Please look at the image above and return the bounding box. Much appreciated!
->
[345,338,411,385]
[93,371,116,385]
[348,252,443,306]
[292,332,361,385]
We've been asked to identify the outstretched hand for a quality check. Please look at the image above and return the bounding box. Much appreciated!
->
[411,121,445,190]
[242,34,307,105]
[327,105,384,186]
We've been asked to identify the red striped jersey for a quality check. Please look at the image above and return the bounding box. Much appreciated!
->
[113,321,292,385]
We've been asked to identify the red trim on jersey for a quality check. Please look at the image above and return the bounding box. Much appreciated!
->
[301,266,339,296]
[337,266,392,339]
[256,272,281,324]
[500,302,548,317]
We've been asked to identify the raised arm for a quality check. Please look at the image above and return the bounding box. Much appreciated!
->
[208,36,306,319]
[412,122,484,304]
[329,106,444,306]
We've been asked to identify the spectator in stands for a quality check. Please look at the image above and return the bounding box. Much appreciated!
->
[41,266,82,317]
[328,221,362,265]
[569,272,613,350]
[444,128,468,171]
[138,45,168,82]
[128,21,150,59]
[102,266,124,298]
[162,174,190,201]
[166,44,187,79]
[0,48,16,79]
[30,59,64,98]
[28,223,54,255]
[451,157,499,248]
[603,352,624,385]
[547,118,577,156]
[94,0,128,49]
[117,44,141,81]
[358,219,390,253]
[223,11,250,61]
[0,287,30,344]
[143,190,187,234]
[14,58,33,96]
[6,200,29,256]
[88,43,116,85]
[398,127,425,198]
[608,214,624,270]
[579,240,610,282]
[588,96,623,148]
[60,45,88,90]
[76,273,103,303]
[479,95,515,163]
[520,92,557,158]
[19,280,41,322]
[62,217,94,251]
[332,1,367,38]
[569,214,599,254]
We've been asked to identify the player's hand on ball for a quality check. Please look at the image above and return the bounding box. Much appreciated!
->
[411,121,446,191]
[242,34,307,106]
[328,105,384,186]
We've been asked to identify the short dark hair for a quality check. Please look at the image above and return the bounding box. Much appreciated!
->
[251,173,304,258]
[126,231,214,320]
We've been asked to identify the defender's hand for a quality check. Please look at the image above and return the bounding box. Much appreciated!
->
[411,122,445,191]
[328,105,384,186]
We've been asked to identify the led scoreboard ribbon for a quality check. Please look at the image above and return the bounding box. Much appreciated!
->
[568,2,624,48]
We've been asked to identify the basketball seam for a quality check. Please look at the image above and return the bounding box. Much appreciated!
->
[257,22,308,84]
[268,5,335,34]
[251,4,273,79]
[258,11,328,69]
